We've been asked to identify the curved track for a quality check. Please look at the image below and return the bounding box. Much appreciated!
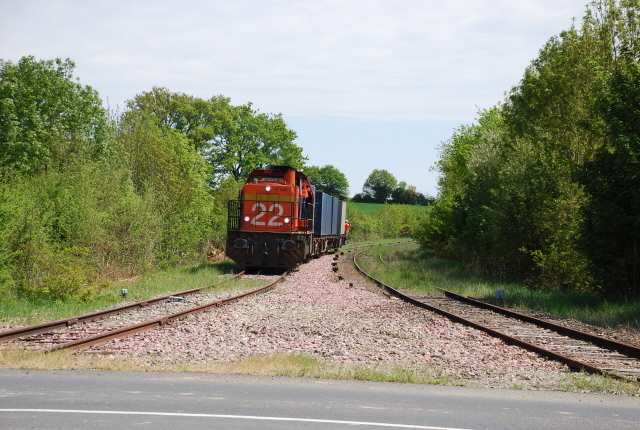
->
[353,249,640,384]
[0,272,285,352]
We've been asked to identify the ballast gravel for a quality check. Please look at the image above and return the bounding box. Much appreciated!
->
[82,255,571,390]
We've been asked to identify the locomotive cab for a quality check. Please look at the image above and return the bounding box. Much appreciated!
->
[240,167,313,232]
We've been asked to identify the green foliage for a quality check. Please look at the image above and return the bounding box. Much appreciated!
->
[361,169,397,203]
[115,112,215,264]
[0,58,303,305]
[0,164,163,300]
[0,192,14,293]
[577,52,640,299]
[390,182,432,205]
[208,103,304,183]
[124,86,231,153]
[375,204,423,238]
[303,165,349,200]
[0,56,111,176]
[124,88,305,186]
[346,204,382,241]
[15,245,103,302]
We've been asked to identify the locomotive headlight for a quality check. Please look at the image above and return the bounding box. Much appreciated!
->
[244,216,250,222]
[284,217,290,224]
[265,186,271,192]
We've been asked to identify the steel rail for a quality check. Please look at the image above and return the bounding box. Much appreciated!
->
[0,272,244,343]
[353,250,640,383]
[45,273,286,352]
[437,289,640,360]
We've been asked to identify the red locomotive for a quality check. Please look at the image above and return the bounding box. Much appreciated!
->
[226,165,347,269]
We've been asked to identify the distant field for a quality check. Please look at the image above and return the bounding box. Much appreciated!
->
[349,202,429,214]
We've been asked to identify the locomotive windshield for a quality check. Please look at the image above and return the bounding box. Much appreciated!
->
[247,175,285,183]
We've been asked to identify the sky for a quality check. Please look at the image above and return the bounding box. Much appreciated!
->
[0,0,589,197]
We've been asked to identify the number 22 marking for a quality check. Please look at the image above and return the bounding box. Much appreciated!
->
[251,203,284,226]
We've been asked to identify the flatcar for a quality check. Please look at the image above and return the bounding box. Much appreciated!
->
[226,165,347,269]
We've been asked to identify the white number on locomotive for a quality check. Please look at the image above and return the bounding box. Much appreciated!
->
[250,203,284,227]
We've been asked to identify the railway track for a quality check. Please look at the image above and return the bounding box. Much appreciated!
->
[353,250,640,384]
[0,272,285,353]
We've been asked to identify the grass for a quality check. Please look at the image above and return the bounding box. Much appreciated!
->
[342,237,414,252]
[0,260,262,325]
[350,202,429,215]
[0,347,455,386]
[356,243,640,330]
[1,347,636,394]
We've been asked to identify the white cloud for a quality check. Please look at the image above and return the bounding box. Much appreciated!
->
[1,0,587,119]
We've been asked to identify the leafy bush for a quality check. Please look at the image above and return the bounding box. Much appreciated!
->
[15,245,104,302]
[0,164,162,300]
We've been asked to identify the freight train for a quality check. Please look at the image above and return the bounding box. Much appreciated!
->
[226,165,347,269]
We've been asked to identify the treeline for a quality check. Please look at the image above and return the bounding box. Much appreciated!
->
[417,0,640,300]
[352,169,434,205]
[0,57,308,301]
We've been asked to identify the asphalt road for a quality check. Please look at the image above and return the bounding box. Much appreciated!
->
[0,369,638,429]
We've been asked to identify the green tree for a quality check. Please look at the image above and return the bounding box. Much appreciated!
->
[124,86,231,153]
[125,89,305,184]
[0,56,110,176]
[116,111,214,262]
[577,52,640,299]
[303,165,349,199]
[389,182,427,205]
[207,103,304,182]
[362,169,397,203]
[391,182,407,203]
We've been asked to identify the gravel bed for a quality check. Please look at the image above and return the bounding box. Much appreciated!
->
[80,255,573,390]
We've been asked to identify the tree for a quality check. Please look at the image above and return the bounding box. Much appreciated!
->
[207,103,305,182]
[362,169,397,203]
[124,90,305,184]
[124,86,231,153]
[303,165,349,199]
[577,52,640,299]
[390,183,430,205]
[116,110,214,259]
[391,182,407,203]
[0,56,110,176]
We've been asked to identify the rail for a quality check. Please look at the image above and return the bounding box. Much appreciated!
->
[353,249,640,384]
[1,272,287,352]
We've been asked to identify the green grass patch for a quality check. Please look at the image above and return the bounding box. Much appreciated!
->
[561,369,638,394]
[350,202,429,215]
[357,243,640,330]
[341,237,415,252]
[350,202,386,214]
[0,260,262,325]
